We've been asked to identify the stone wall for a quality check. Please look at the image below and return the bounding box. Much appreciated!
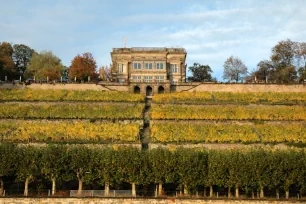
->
[1,83,306,93]
[178,83,306,93]
[0,83,129,92]
[0,198,302,204]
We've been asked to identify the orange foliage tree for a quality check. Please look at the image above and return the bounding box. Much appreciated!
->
[69,53,98,82]
[0,42,16,80]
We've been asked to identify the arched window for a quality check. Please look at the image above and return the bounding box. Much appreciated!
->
[134,86,140,94]
[146,86,153,96]
[158,86,165,94]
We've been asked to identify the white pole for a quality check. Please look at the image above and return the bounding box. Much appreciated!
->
[74,76,76,83]
[5,76,7,81]
[47,76,49,83]
[20,76,21,82]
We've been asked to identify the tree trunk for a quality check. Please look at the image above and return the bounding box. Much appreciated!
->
[235,184,239,198]
[51,178,56,196]
[228,187,231,198]
[24,177,29,196]
[158,182,163,196]
[210,185,213,198]
[179,185,182,196]
[77,179,83,195]
[204,187,207,197]
[105,182,110,196]
[260,185,264,198]
[251,189,254,199]
[184,184,188,196]
[132,183,136,197]
[0,179,4,196]
[286,189,289,199]
[276,188,279,199]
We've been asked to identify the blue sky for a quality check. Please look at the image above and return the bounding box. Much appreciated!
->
[1,0,305,80]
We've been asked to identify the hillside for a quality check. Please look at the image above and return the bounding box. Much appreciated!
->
[0,89,306,200]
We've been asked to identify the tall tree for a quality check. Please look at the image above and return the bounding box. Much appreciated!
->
[0,42,16,80]
[271,39,297,83]
[255,60,275,82]
[27,51,64,81]
[223,56,248,82]
[187,63,214,82]
[12,44,35,78]
[69,53,98,82]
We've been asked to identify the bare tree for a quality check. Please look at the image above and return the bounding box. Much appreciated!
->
[98,65,112,81]
[223,56,248,82]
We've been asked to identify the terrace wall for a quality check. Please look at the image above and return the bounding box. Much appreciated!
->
[0,198,302,204]
[175,83,306,93]
[1,83,306,93]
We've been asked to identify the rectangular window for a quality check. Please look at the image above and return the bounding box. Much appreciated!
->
[144,76,153,82]
[155,76,164,82]
[171,64,180,73]
[156,63,164,70]
[133,63,142,70]
[118,64,123,73]
[132,76,142,82]
[145,63,153,70]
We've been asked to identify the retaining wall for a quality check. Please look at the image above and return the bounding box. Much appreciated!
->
[181,84,306,93]
[0,198,304,204]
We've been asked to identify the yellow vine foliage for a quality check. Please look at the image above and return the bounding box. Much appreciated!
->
[153,92,306,105]
[151,122,306,144]
[0,120,140,143]
[151,122,259,143]
[0,103,144,119]
[0,89,144,102]
[151,104,306,121]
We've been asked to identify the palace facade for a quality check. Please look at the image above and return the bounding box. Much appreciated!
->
[110,47,187,95]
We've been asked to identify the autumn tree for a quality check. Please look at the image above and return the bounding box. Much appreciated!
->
[12,44,35,78]
[187,63,214,82]
[223,56,248,82]
[270,39,297,83]
[27,51,64,81]
[0,42,16,80]
[254,60,274,82]
[98,65,111,81]
[69,53,98,82]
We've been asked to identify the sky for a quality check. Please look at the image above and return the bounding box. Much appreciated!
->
[1,0,306,80]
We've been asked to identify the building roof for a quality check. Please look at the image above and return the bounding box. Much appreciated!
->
[112,47,186,53]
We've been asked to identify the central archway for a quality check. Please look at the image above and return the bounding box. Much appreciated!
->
[146,86,153,96]
[158,86,165,94]
[134,86,140,94]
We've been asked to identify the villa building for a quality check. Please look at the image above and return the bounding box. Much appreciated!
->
[110,47,187,95]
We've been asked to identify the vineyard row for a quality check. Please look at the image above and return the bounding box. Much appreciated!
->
[0,120,140,143]
[0,89,144,102]
[0,103,144,119]
[153,92,306,105]
[151,104,306,121]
